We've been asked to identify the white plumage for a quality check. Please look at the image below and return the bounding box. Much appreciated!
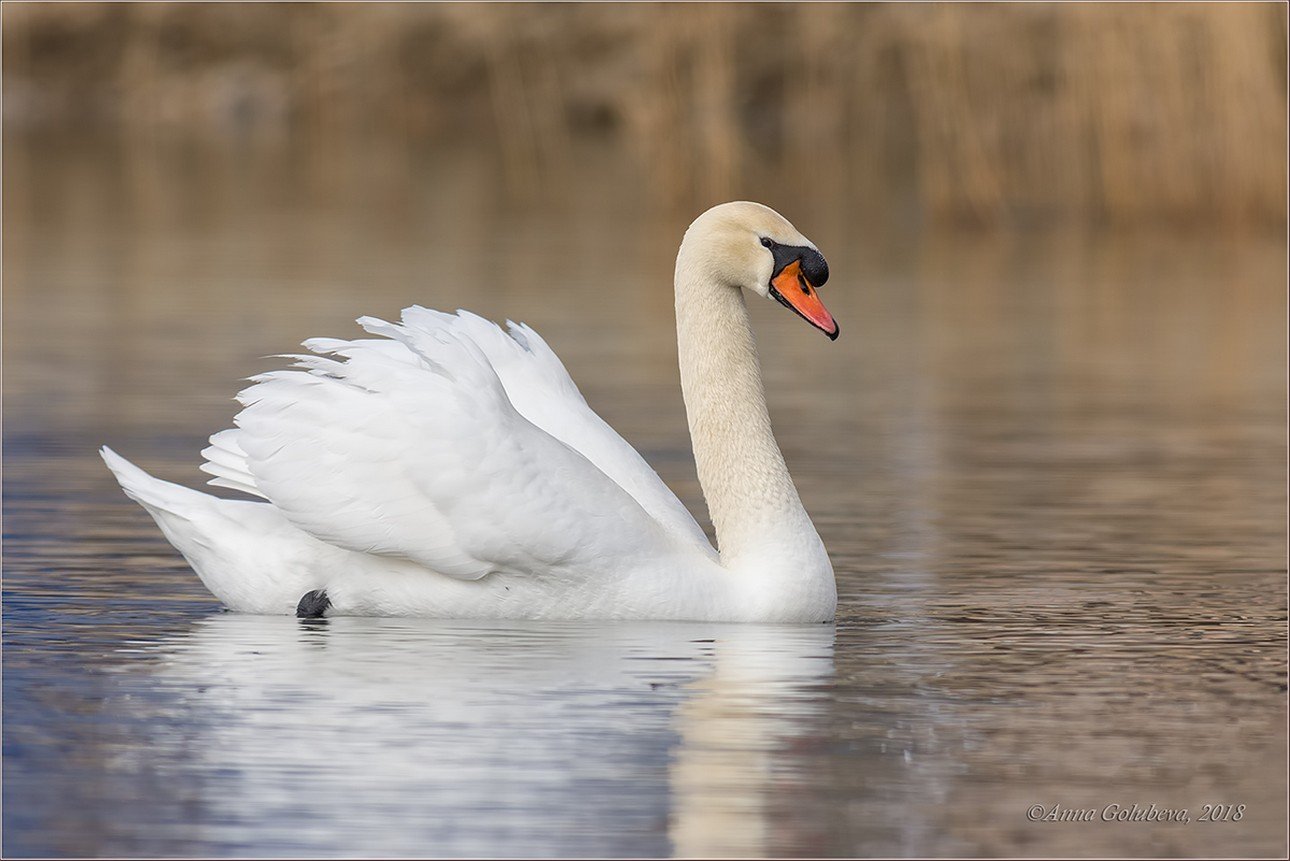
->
[103,202,839,622]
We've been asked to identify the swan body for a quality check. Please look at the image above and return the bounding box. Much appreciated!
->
[103,202,840,622]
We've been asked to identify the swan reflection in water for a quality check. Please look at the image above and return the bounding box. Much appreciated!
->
[136,616,835,857]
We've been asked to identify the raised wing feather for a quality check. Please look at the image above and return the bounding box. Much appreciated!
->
[406,309,715,560]
[219,308,698,581]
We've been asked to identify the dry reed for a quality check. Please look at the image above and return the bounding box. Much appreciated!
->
[4,2,1285,228]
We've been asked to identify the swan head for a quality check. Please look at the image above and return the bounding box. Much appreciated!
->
[681,201,838,340]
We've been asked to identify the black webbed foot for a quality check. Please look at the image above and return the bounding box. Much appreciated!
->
[296,589,331,618]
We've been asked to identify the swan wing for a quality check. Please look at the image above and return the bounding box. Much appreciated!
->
[207,308,701,581]
[415,309,715,560]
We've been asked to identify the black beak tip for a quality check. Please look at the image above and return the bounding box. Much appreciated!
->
[826,322,840,341]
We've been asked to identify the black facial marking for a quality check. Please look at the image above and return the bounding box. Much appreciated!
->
[766,242,830,288]
[768,241,799,276]
[296,589,331,618]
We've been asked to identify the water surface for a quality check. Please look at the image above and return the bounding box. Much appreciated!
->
[4,134,1287,857]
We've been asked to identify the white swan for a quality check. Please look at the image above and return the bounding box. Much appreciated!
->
[102,201,840,622]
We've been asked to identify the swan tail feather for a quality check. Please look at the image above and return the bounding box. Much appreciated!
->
[100,446,315,614]
[101,446,208,519]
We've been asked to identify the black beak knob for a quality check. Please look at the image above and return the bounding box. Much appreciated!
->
[800,248,829,287]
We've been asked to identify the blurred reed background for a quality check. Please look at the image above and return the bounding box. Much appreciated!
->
[4,1,1286,229]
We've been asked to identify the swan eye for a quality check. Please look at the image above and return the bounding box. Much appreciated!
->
[760,237,774,249]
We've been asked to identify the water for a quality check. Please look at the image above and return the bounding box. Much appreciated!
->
[4,133,1287,857]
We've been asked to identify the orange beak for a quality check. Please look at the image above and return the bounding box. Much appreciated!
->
[769,259,839,340]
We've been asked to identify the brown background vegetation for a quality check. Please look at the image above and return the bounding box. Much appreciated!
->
[4,2,1287,228]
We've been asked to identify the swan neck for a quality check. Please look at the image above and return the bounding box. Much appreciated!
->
[674,246,818,567]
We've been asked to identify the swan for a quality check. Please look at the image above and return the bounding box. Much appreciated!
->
[101,201,840,622]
